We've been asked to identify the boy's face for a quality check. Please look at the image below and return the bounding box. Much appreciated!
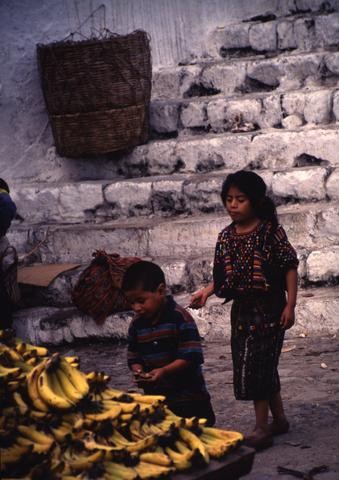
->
[124,284,166,320]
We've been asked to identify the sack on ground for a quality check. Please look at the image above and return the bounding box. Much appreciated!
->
[0,246,21,304]
[71,250,141,324]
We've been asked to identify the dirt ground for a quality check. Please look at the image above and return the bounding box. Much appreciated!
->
[54,334,339,480]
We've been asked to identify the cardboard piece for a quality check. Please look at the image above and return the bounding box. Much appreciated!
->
[18,263,81,287]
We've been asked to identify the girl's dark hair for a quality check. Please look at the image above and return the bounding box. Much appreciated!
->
[122,261,166,293]
[220,170,278,227]
[0,178,10,193]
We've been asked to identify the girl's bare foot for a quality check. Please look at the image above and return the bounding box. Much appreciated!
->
[244,427,273,451]
[268,417,290,436]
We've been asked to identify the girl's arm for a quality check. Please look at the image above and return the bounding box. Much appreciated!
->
[189,282,214,309]
[280,268,298,329]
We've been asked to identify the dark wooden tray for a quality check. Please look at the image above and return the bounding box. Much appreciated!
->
[173,445,255,480]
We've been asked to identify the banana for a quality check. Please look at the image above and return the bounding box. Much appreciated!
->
[1,443,32,465]
[67,449,104,471]
[102,399,138,414]
[129,419,145,440]
[201,426,244,443]
[55,366,84,403]
[129,393,166,405]
[26,360,50,412]
[0,365,21,379]
[64,356,80,364]
[85,405,121,422]
[179,428,210,464]
[175,439,193,455]
[0,344,22,361]
[17,424,54,447]
[104,461,138,480]
[37,366,74,410]
[139,451,172,467]
[134,461,173,479]
[58,357,89,398]
[51,423,73,443]
[16,434,54,453]
[165,446,193,471]
[12,391,29,414]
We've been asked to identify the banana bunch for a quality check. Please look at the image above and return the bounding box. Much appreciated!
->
[1,328,245,479]
[26,353,89,411]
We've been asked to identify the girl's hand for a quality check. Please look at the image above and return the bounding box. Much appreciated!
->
[280,304,295,329]
[189,284,214,309]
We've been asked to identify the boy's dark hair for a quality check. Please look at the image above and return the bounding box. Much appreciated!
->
[122,261,166,292]
[221,170,278,227]
[0,178,10,193]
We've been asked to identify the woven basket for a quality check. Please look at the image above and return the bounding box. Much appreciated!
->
[37,30,152,156]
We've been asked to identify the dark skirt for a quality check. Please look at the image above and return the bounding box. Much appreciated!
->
[231,290,286,401]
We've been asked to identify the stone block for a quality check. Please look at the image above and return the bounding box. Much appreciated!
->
[282,114,304,129]
[183,177,223,213]
[307,247,339,282]
[333,90,339,121]
[58,184,104,221]
[206,99,228,130]
[11,186,60,223]
[159,260,188,293]
[150,101,179,133]
[104,181,152,216]
[277,20,297,50]
[152,68,181,99]
[209,23,250,54]
[324,51,339,75]
[249,21,277,52]
[271,167,327,200]
[225,98,262,125]
[326,169,339,199]
[282,91,306,115]
[180,101,206,128]
[315,12,339,47]
[151,178,186,216]
[200,63,247,95]
[259,95,282,128]
[146,140,179,176]
[304,90,332,124]
[277,53,321,89]
[294,17,316,50]
[316,206,339,238]
[247,61,282,87]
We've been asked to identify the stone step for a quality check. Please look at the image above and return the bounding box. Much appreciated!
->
[18,236,339,312]
[9,202,339,281]
[10,166,339,224]
[152,49,339,101]
[205,11,339,60]
[150,85,339,134]
[12,286,339,345]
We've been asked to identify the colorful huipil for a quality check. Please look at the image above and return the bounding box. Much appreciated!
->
[213,221,299,400]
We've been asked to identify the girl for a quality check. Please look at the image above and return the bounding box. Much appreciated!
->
[190,170,298,451]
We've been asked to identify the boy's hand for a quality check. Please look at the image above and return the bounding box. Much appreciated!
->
[137,368,166,384]
[280,304,295,330]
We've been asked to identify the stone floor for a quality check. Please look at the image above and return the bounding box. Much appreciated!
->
[52,333,339,480]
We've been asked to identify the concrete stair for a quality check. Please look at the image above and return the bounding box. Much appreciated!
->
[11,3,339,343]
[13,286,339,345]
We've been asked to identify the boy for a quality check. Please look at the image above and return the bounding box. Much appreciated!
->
[122,261,215,426]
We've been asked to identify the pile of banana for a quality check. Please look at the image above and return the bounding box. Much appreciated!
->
[0,329,243,480]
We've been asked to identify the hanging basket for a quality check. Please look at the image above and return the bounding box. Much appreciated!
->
[37,30,152,157]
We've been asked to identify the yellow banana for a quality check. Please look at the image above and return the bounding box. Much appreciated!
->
[139,451,172,467]
[179,428,210,464]
[67,449,104,471]
[58,357,89,398]
[129,393,165,405]
[0,365,21,378]
[17,424,54,447]
[64,356,80,364]
[201,426,244,443]
[16,435,54,453]
[26,360,50,412]
[12,391,29,414]
[85,405,121,422]
[55,366,84,403]
[37,367,74,410]
[104,461,138,480]
[1,443,32,465]
[165,446,193,471]
[134,461,173,479]
[51,423,73,443]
